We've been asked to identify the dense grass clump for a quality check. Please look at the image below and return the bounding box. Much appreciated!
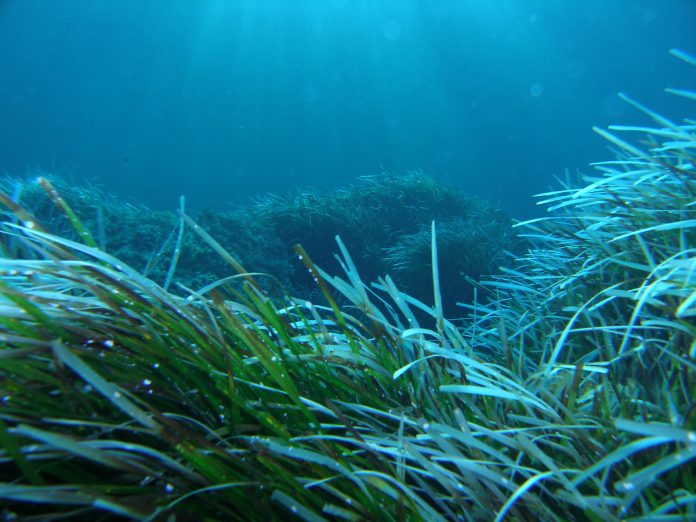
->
[0,171,515,308]
[0,49,694,521]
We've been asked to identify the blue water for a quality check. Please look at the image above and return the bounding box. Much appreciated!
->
[0,0,694,219]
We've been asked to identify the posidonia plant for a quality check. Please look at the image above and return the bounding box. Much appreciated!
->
[0,49,694,521]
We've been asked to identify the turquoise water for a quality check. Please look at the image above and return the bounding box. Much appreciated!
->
[0,0,694,218]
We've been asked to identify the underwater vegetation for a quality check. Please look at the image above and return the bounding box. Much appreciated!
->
[0,172,515,313]
[0,49,694,521]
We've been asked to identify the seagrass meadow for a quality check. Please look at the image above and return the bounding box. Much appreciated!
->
[0,171,516,315]
[0,49,694,521]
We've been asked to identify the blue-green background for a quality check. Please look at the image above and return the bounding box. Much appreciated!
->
[1,0,694,218]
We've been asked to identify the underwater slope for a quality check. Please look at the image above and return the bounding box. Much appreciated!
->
[0,50,694,521]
